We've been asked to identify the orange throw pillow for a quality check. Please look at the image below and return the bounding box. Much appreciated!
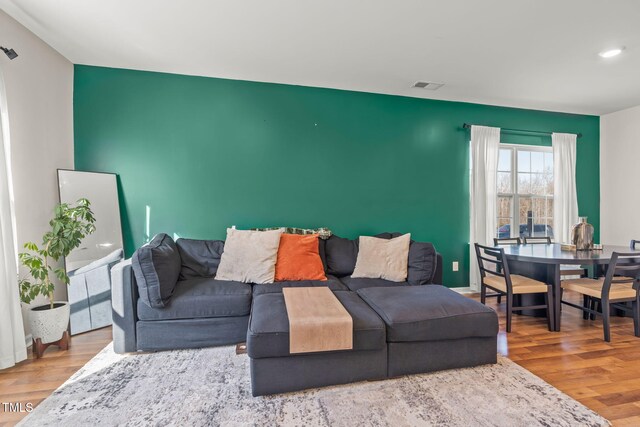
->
[274,234,327,282]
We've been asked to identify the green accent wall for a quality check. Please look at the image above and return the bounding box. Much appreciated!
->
[73,65,600,287]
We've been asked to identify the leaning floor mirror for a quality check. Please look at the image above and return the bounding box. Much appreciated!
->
[58,170,124,335]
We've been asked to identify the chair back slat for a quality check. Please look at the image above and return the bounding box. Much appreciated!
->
[477,255,503,266]
[613,265,640,272]
[524,236,552,244]
[494,237,521,246]
[474,243,511,283]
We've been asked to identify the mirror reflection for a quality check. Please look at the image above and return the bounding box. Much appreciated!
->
[57,170,124,334]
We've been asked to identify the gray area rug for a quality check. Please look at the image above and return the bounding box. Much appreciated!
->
[19,343,609,427]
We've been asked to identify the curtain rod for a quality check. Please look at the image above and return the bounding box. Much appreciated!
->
[462,123,582,138]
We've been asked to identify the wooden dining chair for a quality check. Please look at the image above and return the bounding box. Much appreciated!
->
[579,241,640,322]
[491,238,521,303]
[561,252,640,342]
[475,243,554,332]
[494,237,521,246]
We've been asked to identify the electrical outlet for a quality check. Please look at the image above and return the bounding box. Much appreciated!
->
[452,261,459,272]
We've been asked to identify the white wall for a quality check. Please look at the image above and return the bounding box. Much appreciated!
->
[0,10,74,306]
[600,104,640,246]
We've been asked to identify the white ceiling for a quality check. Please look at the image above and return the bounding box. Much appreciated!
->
[1,0,639,115]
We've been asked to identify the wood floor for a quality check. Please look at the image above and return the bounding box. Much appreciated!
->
[1,291,640,426]
[0,327,112,426]
[485,291,640,426]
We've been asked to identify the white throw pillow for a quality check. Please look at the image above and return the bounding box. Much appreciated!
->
[352,233,411,282]
[215,228,283,284]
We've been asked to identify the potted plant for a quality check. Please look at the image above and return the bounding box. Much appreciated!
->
[19,198,96,349]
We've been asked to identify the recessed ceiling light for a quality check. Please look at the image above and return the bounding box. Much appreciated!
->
[599,47,624,58]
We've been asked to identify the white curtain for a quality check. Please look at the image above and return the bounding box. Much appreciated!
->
[552,133,579,244]
[0,75,27,370]
[469,125,500,291]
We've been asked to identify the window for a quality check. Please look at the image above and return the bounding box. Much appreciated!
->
[496,145,554,239]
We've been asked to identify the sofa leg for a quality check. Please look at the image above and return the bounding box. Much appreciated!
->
[236,343,247,355]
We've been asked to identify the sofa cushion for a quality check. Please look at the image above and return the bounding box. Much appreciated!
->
[176,238,225,280]
[340,276,410,292]
[378,233,438,285]
[132,233,181,308]
[136,277,252,321]
[247,291,386,358]
[318,238,327,271]
[324,235,359,276]
[275,234,326,281]
[216,228,283,284]
[357,285,498,342]
[252,275,347,295]
[323,233,413,277]
[407,241,438,285]
[352,233,411,282]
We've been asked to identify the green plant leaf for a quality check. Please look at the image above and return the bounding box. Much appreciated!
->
[18,198,96,304]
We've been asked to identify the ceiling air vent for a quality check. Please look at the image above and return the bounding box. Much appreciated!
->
[413,81,444,90]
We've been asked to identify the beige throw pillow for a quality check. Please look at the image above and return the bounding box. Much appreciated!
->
[352,233,411,282]
[216,228,283,284]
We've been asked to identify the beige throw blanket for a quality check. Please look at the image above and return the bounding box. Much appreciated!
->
[283,287,353,354]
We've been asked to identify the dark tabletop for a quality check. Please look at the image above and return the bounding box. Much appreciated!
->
[499,243,640,265]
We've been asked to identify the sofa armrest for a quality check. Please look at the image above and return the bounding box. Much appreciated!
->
[432,252,443,285]
[111,259,138,353]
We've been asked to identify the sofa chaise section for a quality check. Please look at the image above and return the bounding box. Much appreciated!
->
[357,285,499,377]
[247,291,387,396]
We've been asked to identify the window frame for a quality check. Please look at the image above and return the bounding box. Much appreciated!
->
[497,143,554,239]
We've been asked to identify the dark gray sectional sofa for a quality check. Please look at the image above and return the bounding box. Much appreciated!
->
[111,232,498,396]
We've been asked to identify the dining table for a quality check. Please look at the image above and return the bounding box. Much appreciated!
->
[500,243,640,332]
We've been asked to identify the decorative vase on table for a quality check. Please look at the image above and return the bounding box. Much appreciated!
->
[571,217,594,251]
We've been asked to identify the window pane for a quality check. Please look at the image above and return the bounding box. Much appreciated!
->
[546,198,553,218]
[544,152,553,174]
[533,198,546,221]
[497,218,511,238]
[518,173,531,194]
[519,197,532,226]
[544,173,553,195]
[497,172,511,193]
[498,149,511,172]
[531,151,544,173]
[518,150,530,173]
[530,173,547,195]
[497,196,512,218]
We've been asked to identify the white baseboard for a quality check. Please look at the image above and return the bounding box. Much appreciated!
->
[451,287,476,294]
[25,333,32,347]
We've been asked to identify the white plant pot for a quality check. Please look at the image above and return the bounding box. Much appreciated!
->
[29,301,70,344]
